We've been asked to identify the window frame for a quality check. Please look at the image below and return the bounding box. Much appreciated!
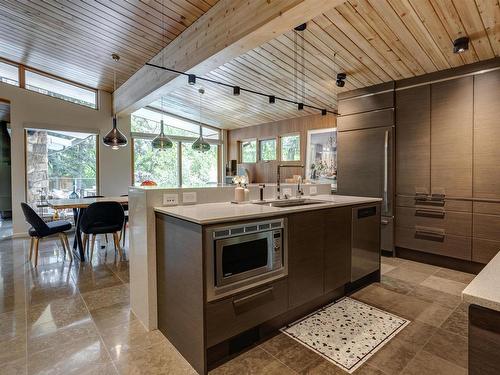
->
[258,137,277,162]
[280,132,301,162]
[0,59,19,86]
[240,138,257,164]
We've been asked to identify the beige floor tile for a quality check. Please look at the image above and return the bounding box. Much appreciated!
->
[366,337,418,375]
[393,320,434,348]
[441,303,468,338]
[100,319,166,361]
[380,263,396,275]
[423,328,468,369]
[28,295,90,332]
[434,268,475,284]
[27,335,112,375]
[388,294,454,327]
[0,333,27,364]
[0,309,27,339]
[407,284,461,310]
[350,284,403,311]
[401,350,467,375]
[380,256,407,267]
[2,357,27,375]
[398,260,441,275]
[384,267,431,284]
[90,301,136,331]
[209,346,293,375]
[299,357,348,374]
[419,276,467,296]
[116,340,198,375]
[379,275,416,295]
[81,284,129,311]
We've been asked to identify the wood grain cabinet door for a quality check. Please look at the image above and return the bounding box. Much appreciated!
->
[396,84,431,197]
[324,207,351,293]
[287,210,325,308]
[473,69,500,200]
[430,77,473,199]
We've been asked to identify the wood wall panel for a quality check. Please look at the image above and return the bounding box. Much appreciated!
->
[227,114,335,183]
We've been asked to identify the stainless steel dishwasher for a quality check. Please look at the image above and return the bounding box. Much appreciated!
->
[351,204,381,282]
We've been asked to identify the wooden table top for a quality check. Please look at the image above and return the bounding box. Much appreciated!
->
[47,196,128,209]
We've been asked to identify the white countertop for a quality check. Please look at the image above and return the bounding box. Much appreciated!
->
[462,251,500,312]
[154,194,382,225]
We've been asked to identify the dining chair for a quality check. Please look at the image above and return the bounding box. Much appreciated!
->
[79,201,125,262]
[21,202,73,267]
[120,194,128,247]
[82,196,108,245]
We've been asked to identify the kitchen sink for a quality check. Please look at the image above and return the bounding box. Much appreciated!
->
[252,198,326,208]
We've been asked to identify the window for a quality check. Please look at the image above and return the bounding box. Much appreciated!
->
[131,108,221,187]
[0,61,18,86]
[182,143,218,186]
[25,129,98,218]
[241,139,257,163]
[25,70,97,109]
[281,134,300,161]
[259,138,276,161]
[133,139,179,187]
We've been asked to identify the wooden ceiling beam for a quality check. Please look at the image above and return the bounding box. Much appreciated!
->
[113,0,346,114]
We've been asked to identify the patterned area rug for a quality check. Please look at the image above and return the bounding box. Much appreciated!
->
[281,297,410,373]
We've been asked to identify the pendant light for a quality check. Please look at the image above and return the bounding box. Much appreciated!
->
[192,88,210,152]
[152,98,173,150]
[103,54,128,150]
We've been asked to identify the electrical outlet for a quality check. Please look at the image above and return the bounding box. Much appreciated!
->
[163,193,178,206]
[283,188,292,197]
[309,186,318,196]
[183,192,197,204]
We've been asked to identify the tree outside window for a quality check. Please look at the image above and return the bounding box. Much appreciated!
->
[241,140,257,163]
[281,134,300,161]
[133,139,179,187]
[259,139,276,161]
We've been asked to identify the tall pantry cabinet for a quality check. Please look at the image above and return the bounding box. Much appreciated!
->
[396,70,500,264]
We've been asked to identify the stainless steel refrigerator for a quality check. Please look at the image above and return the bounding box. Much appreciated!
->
[336,84,395,256]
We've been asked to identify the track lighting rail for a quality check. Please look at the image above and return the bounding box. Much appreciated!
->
[145,62,338,116]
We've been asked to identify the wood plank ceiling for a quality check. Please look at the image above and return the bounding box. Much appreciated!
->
[149,0,500,129]
[0,0,218,91]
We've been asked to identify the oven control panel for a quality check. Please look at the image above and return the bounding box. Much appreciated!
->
[272,229,283,270]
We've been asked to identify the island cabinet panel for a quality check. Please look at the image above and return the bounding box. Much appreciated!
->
[395,84,431,197]
[324,207,351,293]
[156,214,205,375]
[430,76,473,199]
[473,69,500,200]
[288,210,326,308]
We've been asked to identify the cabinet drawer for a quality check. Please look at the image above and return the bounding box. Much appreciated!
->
[206,279,288,347]
[396,195,472,212]
[473,214,500,242]
[472,238,500,264]
[338,90,394,115]
[337,108,394,131]
[395,226,471,260]
[396,207,472,236]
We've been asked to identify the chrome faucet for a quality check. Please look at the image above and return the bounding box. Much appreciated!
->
[276,164,304,199]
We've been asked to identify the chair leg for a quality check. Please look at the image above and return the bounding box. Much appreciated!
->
[82,234,88,254]
[33,238,40,267]
[29,237,34,261]
[62,233,73,262]
[113,232,123,259]
[122,223,127,247]
[59,234,67,258]
[90,234,96,263]
[105,234,108,243]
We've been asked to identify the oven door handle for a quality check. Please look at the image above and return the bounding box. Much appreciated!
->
[232,287,274,310]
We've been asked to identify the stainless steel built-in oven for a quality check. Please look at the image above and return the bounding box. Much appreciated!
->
[205,218,287,301]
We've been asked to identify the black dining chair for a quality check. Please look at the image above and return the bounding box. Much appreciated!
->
[82,195,108,245]
[79,201,125,262]
[21,202,73,267]
[120,194,128,247]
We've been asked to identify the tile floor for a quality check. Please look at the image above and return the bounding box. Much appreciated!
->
[0,234,473,375]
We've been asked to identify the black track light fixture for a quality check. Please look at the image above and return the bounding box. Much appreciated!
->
[298,103,304,110]
[321,109,327,116]
[233,86,240,96]
[188,74,196,85]
[269,95,276,104]
[336,72,347,88]
[453,37,469,54]
[294,23,307,31]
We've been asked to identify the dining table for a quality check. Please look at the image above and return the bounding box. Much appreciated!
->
[47,196,128,261]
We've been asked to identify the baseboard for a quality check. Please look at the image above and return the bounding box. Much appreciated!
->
[396,247,484,274]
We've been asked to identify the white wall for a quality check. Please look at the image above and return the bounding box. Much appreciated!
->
[0,82,132,236]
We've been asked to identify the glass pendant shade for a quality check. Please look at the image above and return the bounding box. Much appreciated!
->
[192,126,210,152]
[152,120,173,150]
[103,116,128,150]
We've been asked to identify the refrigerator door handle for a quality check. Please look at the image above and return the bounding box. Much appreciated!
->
[383,129,389,215]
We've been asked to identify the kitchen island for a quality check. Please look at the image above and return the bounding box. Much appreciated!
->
[155,195,382,374]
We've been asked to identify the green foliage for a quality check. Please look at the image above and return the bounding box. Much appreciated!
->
[182,144,218,186]
[134,139,179,187]
[241,140,257,163]
[281,134,300,161]
[259,139,276,161]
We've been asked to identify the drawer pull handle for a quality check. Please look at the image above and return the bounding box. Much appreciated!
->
[415,229,445,242]
[233,287,274,310]
[415,209,445,218]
